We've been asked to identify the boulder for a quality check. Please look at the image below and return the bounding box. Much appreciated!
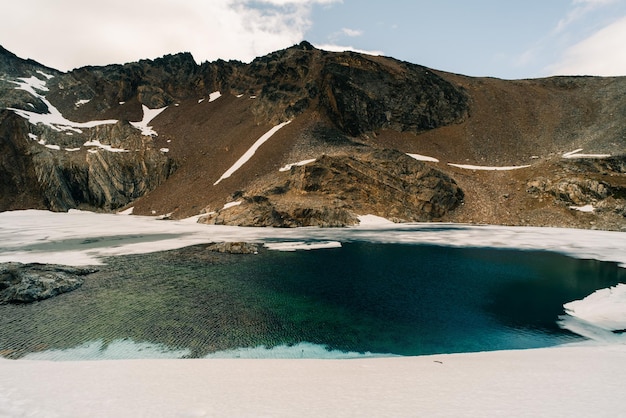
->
[206,242,259,254]
[0,263,96,304]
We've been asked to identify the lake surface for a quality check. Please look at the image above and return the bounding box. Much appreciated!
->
[1,242,624,360]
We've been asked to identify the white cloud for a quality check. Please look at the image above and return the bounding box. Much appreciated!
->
[341,28,363,37]
[555,0,617,33]
[0,0,340,71]
[548,15,626,75]
[314,43,384,56]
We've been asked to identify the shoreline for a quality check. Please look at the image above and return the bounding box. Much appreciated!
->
[1,210,625,416]
[1,343,625,417]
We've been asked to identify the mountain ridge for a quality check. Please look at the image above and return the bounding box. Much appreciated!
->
[1,42,624,230]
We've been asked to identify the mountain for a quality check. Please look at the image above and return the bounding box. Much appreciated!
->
[1,42,624,230]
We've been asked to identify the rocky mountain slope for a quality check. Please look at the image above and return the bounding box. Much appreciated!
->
[1,42,624,230]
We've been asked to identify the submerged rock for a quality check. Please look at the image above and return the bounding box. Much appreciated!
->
[206,242,259,254]
[0,262,96,304]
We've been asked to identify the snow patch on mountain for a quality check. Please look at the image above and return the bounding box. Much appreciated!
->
[279,158,316,171]
[83,140,129,153]
[209,91,222,102]
[7,76,118,132]
[214,120,292,185]
[562,149,612,159]
[448,163,531,171]
[130,105,167,136]
[407,153,440,163]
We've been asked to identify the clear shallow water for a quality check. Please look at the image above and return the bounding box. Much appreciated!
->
[1,243,624,360]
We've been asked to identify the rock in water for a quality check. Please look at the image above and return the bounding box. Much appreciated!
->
[206,242,259,254]
[0,263,96,304]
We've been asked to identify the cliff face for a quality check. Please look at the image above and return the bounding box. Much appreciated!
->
[0,42,624,230]
[0,48,176,212]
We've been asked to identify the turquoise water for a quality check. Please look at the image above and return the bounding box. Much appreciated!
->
[1,243,624,360]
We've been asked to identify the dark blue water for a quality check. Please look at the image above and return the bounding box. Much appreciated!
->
[0,243,624,359]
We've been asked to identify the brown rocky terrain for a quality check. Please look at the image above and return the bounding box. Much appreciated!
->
[0,42,624,230]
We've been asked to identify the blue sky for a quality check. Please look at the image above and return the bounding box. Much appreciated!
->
[2,0,626,79]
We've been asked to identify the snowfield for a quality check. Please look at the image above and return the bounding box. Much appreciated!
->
[0,210,625,417]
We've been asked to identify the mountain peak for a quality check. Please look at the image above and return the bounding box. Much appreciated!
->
[296,40,315,51]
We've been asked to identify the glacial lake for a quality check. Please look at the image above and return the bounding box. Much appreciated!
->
[1,242,624,360]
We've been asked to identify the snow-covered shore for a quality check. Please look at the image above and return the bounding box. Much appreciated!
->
[1,210,625,417]
[1,344,625,417]
[1,209,625,268]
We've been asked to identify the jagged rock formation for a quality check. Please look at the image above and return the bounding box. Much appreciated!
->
[0,262,96,304]
[0,47,176,212]
[199,149,464,227]
[1,42,625,230]
[527,156,626,217]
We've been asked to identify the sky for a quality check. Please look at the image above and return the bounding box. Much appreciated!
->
[1,0,626,79]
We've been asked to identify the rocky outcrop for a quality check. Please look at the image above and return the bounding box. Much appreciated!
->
[200,149,464,227]
[45,41,468,133]
[527,156,626,217]
[319,52,468,136]
[0,263,96,304]
[206,242,259,254]
[527,177,611,206]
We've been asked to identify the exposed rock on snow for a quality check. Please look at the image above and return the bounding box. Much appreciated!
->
[0,262,95,304]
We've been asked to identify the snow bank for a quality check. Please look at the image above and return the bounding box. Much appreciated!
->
[570,204,595,213]
[214,120,291,185]
[562,149,611,159]
[222,200,242,210]
[209,91,221,102]
[1,345,625,417]
[1,210,625,267]
[562,284,626,332]
[279,158,316,171]
[448,163,531,171]
[357,214,395,226]
[407,153,440,163]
